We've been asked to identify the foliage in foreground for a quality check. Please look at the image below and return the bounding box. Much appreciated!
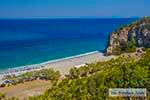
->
[28,50,150,100]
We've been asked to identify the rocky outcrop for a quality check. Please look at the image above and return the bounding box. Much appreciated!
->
[106,17,150,55]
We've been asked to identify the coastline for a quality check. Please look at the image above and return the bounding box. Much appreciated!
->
[0,51,115,79]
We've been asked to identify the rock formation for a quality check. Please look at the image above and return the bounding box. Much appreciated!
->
[106,17,150,55]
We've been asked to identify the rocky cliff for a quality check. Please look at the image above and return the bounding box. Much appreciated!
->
[106,17,150,55]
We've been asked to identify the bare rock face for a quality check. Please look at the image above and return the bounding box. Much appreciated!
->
[106,17,150,55]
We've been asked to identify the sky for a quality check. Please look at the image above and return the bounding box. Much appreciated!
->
[0,0,150,18]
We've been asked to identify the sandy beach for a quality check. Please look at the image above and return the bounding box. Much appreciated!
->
[0,51,115,80]
[43,51,114,75]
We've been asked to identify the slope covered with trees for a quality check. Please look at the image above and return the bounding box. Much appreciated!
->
[28,49,150,100]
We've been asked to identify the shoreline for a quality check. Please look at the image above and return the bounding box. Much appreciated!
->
[0,51,115,79]
[0,51,100,72]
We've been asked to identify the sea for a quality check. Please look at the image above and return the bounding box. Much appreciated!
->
[0,18,138,70]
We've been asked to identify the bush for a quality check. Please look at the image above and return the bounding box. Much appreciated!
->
[0,83,6,87]
[0,93,5,99]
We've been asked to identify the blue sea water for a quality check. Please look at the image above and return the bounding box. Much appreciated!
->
[0,18,138,70]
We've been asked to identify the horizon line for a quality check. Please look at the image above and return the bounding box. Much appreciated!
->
[0,17,141,19]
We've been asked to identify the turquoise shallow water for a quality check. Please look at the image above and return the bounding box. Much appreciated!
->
[0,18,138,70]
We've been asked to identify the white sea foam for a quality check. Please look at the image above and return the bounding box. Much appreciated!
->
[0,51,103,78]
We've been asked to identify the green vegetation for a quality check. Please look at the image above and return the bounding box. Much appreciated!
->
[122,36,137,53]
[126,37,136,52]
[28,49,150,100]
[0,93,5,99]
[2,68,61,87]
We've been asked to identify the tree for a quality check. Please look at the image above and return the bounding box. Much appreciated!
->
[0,93,5,99]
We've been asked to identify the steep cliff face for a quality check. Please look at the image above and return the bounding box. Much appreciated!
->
[106,17,150,55]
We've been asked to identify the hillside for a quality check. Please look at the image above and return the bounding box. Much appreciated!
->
[28,49,150,100]
[107,17,150,55]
